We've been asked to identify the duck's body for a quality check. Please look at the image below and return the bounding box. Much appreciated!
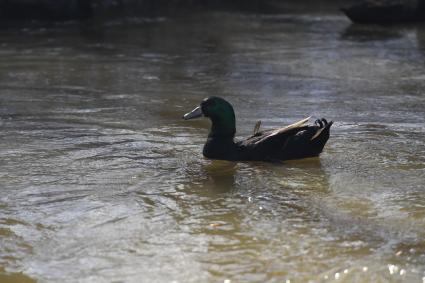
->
[184,97,332,162]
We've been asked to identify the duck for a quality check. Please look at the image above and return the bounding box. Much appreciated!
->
[183,96,333,162]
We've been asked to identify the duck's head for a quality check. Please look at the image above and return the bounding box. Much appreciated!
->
[183,96,236,138]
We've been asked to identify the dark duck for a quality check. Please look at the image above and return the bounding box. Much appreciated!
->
[183,97,333,162]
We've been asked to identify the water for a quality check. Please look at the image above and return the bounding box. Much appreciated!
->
[1,11,425,283]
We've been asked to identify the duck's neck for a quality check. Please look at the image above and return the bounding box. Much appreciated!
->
[208,115,236,139]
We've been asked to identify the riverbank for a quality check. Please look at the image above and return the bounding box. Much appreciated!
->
[0,0,350,21]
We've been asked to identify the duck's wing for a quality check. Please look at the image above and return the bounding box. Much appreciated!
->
[237,118,310,161]
[253,117,311,145]
[240,117,310,147]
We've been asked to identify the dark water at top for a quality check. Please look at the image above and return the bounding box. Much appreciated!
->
[0,11,425,283]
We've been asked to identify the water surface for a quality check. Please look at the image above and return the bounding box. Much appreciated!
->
[1,12,425,283]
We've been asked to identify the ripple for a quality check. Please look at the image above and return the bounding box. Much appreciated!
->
[1,11,425,283]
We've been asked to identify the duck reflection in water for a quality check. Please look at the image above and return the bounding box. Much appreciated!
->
[198,156,330,196]
[200,160,238,194]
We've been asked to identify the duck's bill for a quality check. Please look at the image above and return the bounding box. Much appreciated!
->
[183,106,203,120]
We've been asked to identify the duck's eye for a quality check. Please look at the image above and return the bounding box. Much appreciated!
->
[202,99,216,108]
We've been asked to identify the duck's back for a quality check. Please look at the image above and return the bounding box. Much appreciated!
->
[236,121,332,161]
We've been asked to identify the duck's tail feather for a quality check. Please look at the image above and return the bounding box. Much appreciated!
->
[253,120,262,135]
[295,119,332,158]
[311,120,333,141]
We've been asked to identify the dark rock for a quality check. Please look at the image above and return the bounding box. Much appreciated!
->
[342,0,425,23]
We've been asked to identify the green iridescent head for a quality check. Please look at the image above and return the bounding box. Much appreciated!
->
[183,96,236,138]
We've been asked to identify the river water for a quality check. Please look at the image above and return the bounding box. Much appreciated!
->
[0,11,425,283]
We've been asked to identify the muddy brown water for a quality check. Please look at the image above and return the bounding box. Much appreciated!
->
[1,12,425,283]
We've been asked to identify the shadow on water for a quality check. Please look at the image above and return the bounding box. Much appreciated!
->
[415,23,425,54]
[340,22,425,66]
[340,22,425,59]
[340,23,404,42]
